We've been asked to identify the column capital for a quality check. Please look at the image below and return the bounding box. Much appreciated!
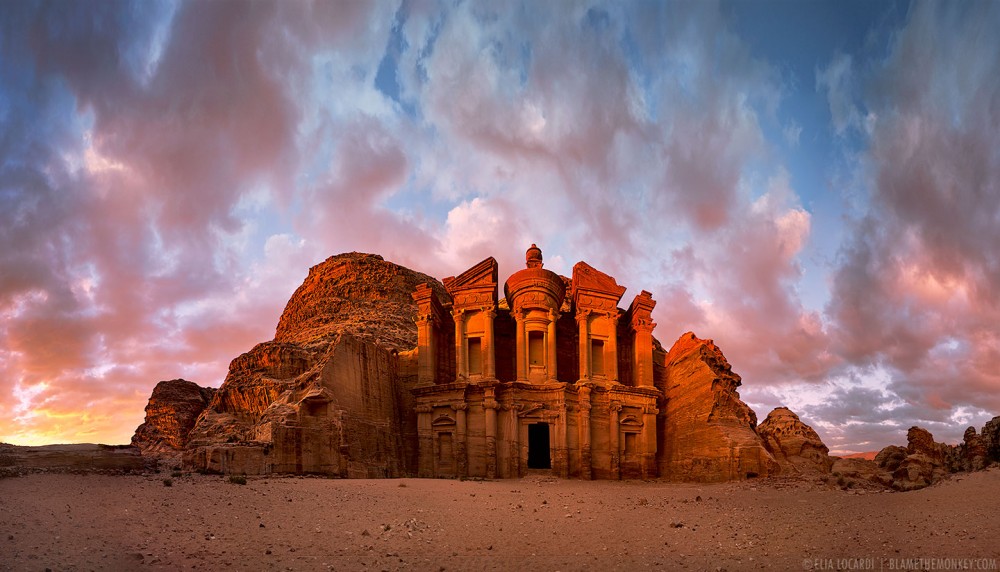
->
[484,399,500,411]
[631,316,655,332]
[416,313,440,326]
[415,404,434,414]
[608,401,622,413]
[452,403,468,412]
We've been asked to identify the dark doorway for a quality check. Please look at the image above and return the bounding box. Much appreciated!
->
[527,423,551,469]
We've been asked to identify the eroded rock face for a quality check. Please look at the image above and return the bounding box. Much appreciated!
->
[175,253,440,476]
[757,407,833,474]
[131,379,215,467]
[656,332,778,482]
[981,417,1000,462]
[274,252,445,350]
[876,428,952,491]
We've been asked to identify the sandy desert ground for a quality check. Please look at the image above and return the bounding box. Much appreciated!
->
[2,469,999,572]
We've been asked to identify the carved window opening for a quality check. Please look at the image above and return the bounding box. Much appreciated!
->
[624,432,637,455]
[467,337,483,375]
[528,331,545,366]
[591,339,605,376]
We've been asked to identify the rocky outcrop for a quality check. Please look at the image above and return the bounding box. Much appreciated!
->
[171,253,439,476]
[656,332,778,482]
[274,252,445,350]
[0,443,144,477]
[874,425,992,491]
[757,407,833,474]
[131,379,215,467]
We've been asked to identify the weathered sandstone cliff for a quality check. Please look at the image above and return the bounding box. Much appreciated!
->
[173,253,445,476]
[758,406,834,474]
[131,379,215,467]
[656,332,778,481]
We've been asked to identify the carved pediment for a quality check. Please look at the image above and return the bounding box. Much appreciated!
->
[518,403,544,417]
[444,257,498,303]
[572,262,626,306]
[432,414,456,427]
[620,414,643,427]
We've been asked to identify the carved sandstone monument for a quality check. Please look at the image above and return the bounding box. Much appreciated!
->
[134,246,784,481]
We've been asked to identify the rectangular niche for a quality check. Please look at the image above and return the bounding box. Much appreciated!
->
[467,337,483,375]
[528,331,545,366]
[591,339,605,375]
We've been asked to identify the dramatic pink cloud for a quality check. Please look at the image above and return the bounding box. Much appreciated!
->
[1,1,997,454]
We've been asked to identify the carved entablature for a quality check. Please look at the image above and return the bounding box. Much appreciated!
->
[444,257,499,311]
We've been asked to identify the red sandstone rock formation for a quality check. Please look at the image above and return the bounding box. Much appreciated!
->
[274,252,443,350]
[757,407,834,474]
[176,253,445,476]
[131,379,215,467]
[656,332,778,481]
[872,422,1000,491]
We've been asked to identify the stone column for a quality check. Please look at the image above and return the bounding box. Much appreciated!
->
[454,403,468,478]
[642,405,658,479]
[415,314,436,386]
[578,386,592,480]
[484,308,496,379]
[552,402,569,478]
[547,308,558,382]
[515,310,527,381]
[453,310,466,380]
[633,321,655,388]
[576,311,589,382]
[607,312,619,383]
[503,404,521,477]
[484,391,499,479]
[609,401,622,480]
[416,405,434,478]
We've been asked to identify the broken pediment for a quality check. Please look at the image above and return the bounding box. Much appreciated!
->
[571,262,626,307]
[443,257,498,306]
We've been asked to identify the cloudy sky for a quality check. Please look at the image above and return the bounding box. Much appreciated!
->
[2,0,998,454]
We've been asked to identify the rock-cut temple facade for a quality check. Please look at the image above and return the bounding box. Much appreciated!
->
[412,244,661,480]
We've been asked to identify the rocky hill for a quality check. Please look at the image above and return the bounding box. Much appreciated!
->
[133,253,447,477]
[757,406,834,474]
[274,252,445,349]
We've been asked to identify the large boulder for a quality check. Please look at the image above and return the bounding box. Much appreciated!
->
[131,379,215,468]
[655,332,778,482]
[875,427,951,491]
[757,407,834,474]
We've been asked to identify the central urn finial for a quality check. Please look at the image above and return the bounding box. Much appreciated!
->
[526,243,543,268]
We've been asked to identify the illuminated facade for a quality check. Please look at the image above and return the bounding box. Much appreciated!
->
[412,245,660,479]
